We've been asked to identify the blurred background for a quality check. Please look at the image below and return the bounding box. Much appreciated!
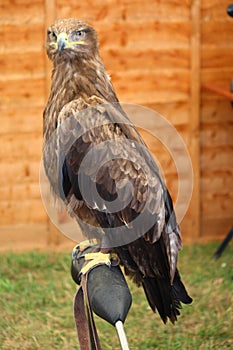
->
[0,0,233,251]
[0,2,233,349]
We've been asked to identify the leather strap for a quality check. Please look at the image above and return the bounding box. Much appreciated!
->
[74,273,102,350]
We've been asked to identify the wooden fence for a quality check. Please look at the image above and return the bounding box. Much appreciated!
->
[0,0,232,250]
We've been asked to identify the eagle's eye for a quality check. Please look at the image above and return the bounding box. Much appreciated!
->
[47,30,57,40]
[76,30,82,36]
[74,30,86,39]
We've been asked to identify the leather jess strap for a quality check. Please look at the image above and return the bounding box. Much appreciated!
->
[74,273,102,350]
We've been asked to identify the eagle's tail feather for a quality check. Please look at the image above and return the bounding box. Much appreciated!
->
[172,270,193,305]
[142,270,192,324]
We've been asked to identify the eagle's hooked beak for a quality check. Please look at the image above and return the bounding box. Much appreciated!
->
[57,32,69,56]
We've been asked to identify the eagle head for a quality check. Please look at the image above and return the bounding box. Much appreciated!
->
[46,18,99,61]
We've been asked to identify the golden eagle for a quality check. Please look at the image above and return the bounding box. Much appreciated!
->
[43,18,192,323]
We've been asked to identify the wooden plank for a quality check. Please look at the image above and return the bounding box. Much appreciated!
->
[201,99,233,123]
[200,122,233,147]
[0,161,41,186]
[0,183,42,201]
[56,0,124,21]
[201,172,233,195]
[201,90,233,102]
[201,22,233,47]
[102,47,190,71]
[123,0,191,22]
[0,199,47,225]
[187,0,201,240]
[202,83,233,101]
[0,106,43,135]
[0,23,44,50]
[97,21,190,50]
[201,147,233,172]
[201,0,233,21]
[0,77,45,107]
[179,206,196,238]
[144,102,190,126]
[201,68,233,86]
[0,51,44,76]
[0,0,44,24]
[0,133,42,161]
[0,223,76,252]
[56,0,191,22]
[45,0,56,26]
[127,104,190,138]
[201,194,233,218]
[0,1,46,242]
[200,217,233,239]
[201,47,233,69]
[0,224,49,252]
[113,69,190,104]
[1,0,43,7]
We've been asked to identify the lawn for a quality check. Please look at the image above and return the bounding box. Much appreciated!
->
[0,243,232,349]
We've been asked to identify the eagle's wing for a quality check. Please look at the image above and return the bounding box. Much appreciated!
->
[50,96,179,269]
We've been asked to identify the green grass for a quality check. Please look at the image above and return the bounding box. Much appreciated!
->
[0,243,232,349]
